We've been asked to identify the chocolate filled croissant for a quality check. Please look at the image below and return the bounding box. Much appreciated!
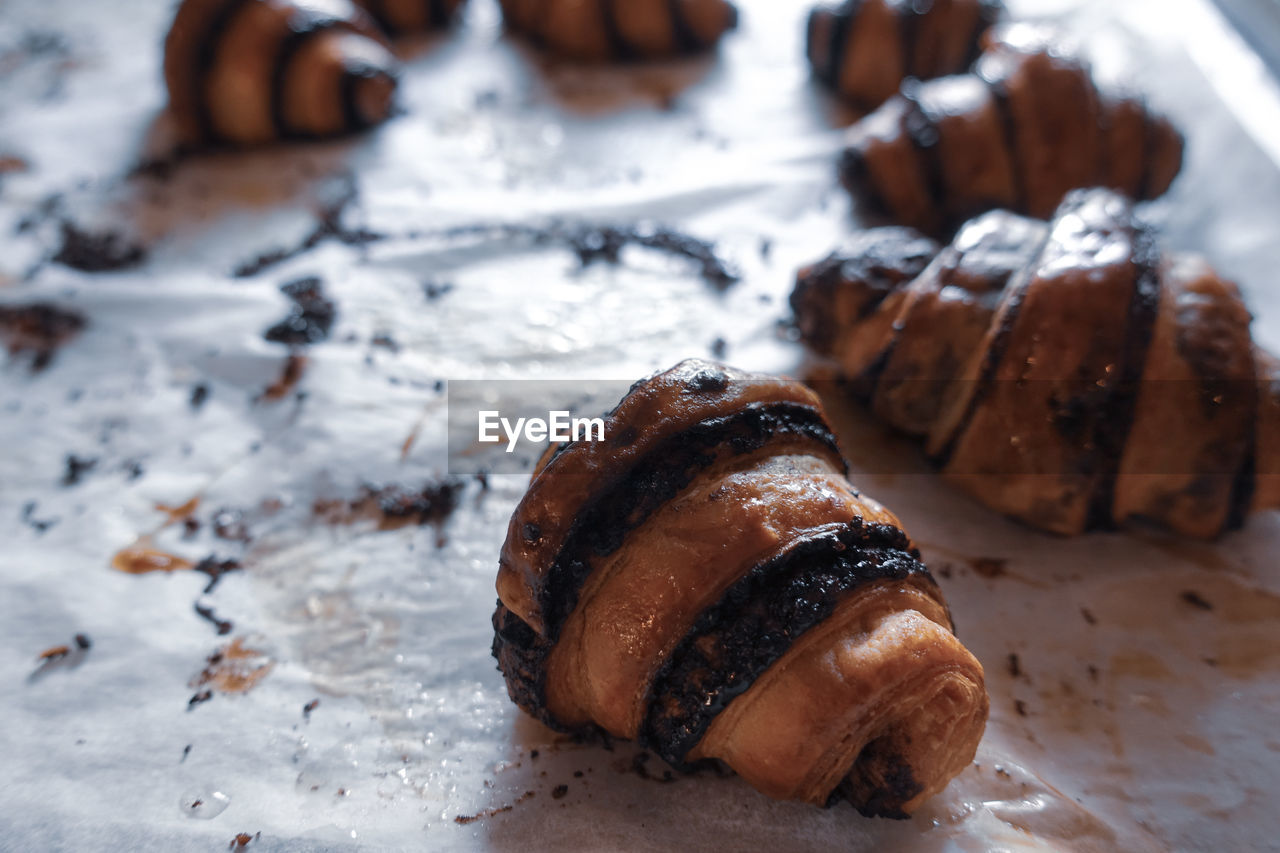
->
[792,188,1280,538]
[492,360,988,817]
[838,23,1183,235]
[355,0,465,35]
[807,0,1003,109]
[497,0,738,61]
[164,0,400,146]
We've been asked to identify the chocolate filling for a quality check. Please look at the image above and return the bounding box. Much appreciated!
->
[641,520,934,767]
[270,11,358,138]
[192,0,254,143]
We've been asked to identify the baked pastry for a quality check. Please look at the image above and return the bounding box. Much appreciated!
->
[497,0,738,61]
[492,359,988,817]
[355,0,465,35]
[838,23,1183,234]
[807,0,1003,108]
[164,0,400,146]
[792,188,1280,538]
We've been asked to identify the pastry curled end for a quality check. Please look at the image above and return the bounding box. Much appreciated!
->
[806,0,1003,109]
[837,23,1183,234]
[792,188,1279,538]
[164,0,401,147]
[354,0,466,35]
[492,360,988,817]
[497,0,738,61]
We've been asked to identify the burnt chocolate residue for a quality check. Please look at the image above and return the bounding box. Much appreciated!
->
[194,601,233,635]
[52,221,146,272]
[264,277,336,346]
[188,637,274,707]
[233,175,382,278]
[194,556,242,594]
[316,479,465,530]
[433,222,740,289]
[968,556,1007,578]
[260,354,308,402]
[228,832,259,849]
[29,632,91,681]
[21,501,58,533]
[61,453,97,486]
[0,302,86,371]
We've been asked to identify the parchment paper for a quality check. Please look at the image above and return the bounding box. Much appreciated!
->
[2,0,1279,850]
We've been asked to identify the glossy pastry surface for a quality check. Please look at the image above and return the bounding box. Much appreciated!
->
[164,0,400,146]
[497,0,738,61]
[493,360,988,817]
[838,24,1184,233]
[792,188,1275,538]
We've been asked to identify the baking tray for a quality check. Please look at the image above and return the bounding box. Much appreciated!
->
[1,0,1279,850]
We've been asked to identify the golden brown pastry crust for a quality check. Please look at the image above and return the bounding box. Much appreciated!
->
[792,189,1276,538]
[497,0,738,61]
[164,0,400,146]
[492,360,988,818]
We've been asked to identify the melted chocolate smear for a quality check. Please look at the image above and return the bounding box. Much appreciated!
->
[21,501,58,533]
[194,600,233,636]
[435,222,739,289]
[264,277,336,346]
[194,556,242,594]
[0,302,86,372]
[52,221,146,272]
[61,454,97,486]
[233,175,382,278]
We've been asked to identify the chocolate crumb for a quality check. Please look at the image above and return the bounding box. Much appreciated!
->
[423,280,454,300]
[1181,590,1213,611]
[190,383,210,410]
[551,784,568,800]
[21,501,58,533]
[303,699,320,719]
[1087,664,1099,682]
[181,744,192,762]
[1007,653,1021,679]
[188,689,213,709]
[264,277,336,346]
[968,557,1007,579]
[61,454,97,486]
[194,601,233,635]
[530,750,539,760]
[709,337,727,358]
[52,221,146,272]
[260,354,307,401]
[1014,699,1028,717]
[74,633,91,650]
[573,770,583,778]
[0,302,86,371]
[1080,607,1097,625]
[193,556,242,594]
[228,831,259,849]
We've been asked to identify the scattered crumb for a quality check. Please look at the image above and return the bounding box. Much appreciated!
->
[304,699,320,719]
[968,557,1007,579]
[1007,653,1021,679]
[264,277,336,346]
[228,832,259,849]
[194,601,233,636]
[190,383,210,409]
[1080,607,1097,625]
[61,454,97,486]
[52,221,146,272]
[260,354,308,402]
[551,784,568,800]
[1014,699,1029,717]
[0,302,86,371]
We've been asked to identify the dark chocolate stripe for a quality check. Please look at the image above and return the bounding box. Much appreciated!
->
[538,401,845,641]
[362,0,394,34]
[1226,434,1257,532]
[930,222,1051,467]
[193,0,255,143]
[270,12,358,138]
[600,0,630,60]
[897,0,920,80]
[667,0,703,52]
[429,0,451,28]
[825,2,856,87]
[982,77,1026,217]
[492,602,568,731]
[1087,219,1162,529]
[641,520,933,768]
[339,57,387,132]
[1136,108,1162,202]
[899,84,947,224]
[965,0,1003,67]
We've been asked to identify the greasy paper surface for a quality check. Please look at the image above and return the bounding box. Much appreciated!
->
[1,0,1279,850]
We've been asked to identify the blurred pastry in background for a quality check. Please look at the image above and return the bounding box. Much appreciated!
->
[355,0,466,35]
[807,0,1004,109]
[837,23,1184,234]
[791,187,1278,539]
[498,0,738,61]
[164,0,401,147]
[493,359,988,818]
